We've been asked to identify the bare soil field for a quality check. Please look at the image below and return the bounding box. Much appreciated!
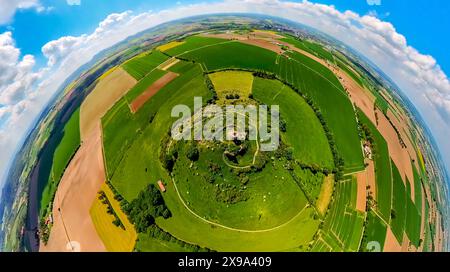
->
[202,32,285,55]
[250,30,285,39]
[387,109,419,169]
[383,227,403,252]
[80,67,136,140]
[201,33,247,40]
[40,123,106,252]
[129,71,178,113]
[401,233,410,251]
[334,68,377,124]
[239,39,285,54]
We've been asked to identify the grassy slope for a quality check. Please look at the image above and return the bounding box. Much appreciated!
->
[277,52,364,172]
[173,147,308,230]
[252,77,334,168]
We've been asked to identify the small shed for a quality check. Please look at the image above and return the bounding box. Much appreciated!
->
[157,180,166,192]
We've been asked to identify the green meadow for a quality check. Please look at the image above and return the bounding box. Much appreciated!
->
[122,51,169,80]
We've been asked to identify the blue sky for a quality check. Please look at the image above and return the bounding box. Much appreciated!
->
[1,0,449,73]
[1,0,450,188]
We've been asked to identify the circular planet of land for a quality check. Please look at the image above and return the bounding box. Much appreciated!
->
[3,15,447,253]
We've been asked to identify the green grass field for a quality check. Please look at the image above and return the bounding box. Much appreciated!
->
[156,192,319,251]
[181,41,278,72]
[280,36,335,63]
[209,70,253,103]
[405,178,421,247]
[358,110,392,221]
[122,51,169,80]
[164,36,227,56]
[39,108,81,217]
[125,69,167,101]
[276,52,364,172]
[252,77,334,168]
[361,211,387,251]
[390,161,406,243]
[314,178,365,251]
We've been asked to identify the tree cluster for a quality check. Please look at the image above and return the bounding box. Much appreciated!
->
[122,184,171,233]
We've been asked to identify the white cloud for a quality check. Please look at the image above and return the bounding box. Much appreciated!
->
[66,0,81,6]
[0,31,45,184]
[1,0,450,188]
[0,0,44,24]
[42,35,84,66]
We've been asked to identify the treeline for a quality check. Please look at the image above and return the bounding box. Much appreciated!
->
[105,181,171,234]
[97,190,125,229]
[204,73,218,103]
[121,184,171,233]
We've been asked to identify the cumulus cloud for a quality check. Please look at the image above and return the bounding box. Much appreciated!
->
[0,0,43,24]
[0,31,44,183]
[0,32,42,105]
[1,0,450,187]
